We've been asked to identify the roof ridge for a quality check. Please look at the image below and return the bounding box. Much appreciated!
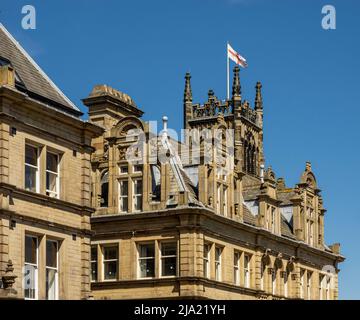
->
[0,23,80,112]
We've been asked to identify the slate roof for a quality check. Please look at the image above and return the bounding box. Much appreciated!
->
[243,204,257,226]
[277,190,296,205]
[280,215,295,239]
[0,24,82,117]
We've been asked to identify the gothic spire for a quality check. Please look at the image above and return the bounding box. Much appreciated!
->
[184,72,192,103]
[232,66,241,98]
[255,81,263,110]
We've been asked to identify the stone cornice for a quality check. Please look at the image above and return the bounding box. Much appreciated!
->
[0,182,94,217]
[0,86,104,140]
[91,207,344,264]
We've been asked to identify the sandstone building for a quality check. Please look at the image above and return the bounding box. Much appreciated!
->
[0,24,344,300]
[87,71,345,299]
[0,24,102,299]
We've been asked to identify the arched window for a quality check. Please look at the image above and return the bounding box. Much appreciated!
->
[100,171,109,207]
[243,133,257,175]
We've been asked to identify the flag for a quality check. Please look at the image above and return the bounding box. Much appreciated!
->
[227,43,248,68]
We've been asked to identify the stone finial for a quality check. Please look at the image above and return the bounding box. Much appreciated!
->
[2,260,17,289]
[277,177,286,190]
[232,66,241,98]
[329,243,341,255]
[208,89,215,99]
[255,81,263,110]
[88,84,137,108]
[305,161,312,171]
[265,166,276,183]
[184,72,192,103]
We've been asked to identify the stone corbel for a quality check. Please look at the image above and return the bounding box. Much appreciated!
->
[274,253,283,269]
[286,256,296,273]
[262,248,271,266]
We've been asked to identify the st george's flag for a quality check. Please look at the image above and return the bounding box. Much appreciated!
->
[227,43,248,68]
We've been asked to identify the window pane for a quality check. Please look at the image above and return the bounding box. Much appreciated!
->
[24,264,37,299]
[104,261,117,280]
[25,166,37,192]
[204,244,210,258]
[134,180,142,194]
[120,166,128,174]
[162,257,176,276]
[46,153,58,172]
[139,258,155,278]
[104,246,117,260]
[25,236,37,264]
[46,172,57,193]
[234,252,240,265]
[120,197,128,212]
[161,242,176,256]
[91,262,98,281]
[215,247,221,261]
[120,181,128,195]
[25,145,37,166]
[46,241,58,268]
[91,246,97,261]
[139,244,154,258]
[46,268,57,300]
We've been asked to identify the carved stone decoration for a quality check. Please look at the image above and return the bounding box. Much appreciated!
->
[208,196,213,207]
[262,248,271,266]
[2,260,17,289]
[234,203,239,215]
[274,253,283,269]
[286,256,296,273]
[118,147,127,161]
[192,90,231,119]
[103,143,109,160]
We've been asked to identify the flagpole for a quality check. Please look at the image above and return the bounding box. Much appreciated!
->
[227,41,229,100]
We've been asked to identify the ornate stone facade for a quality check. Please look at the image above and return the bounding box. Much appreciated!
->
[88,67,344,300]
[0,23,344,300]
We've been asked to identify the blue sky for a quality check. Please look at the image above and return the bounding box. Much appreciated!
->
[1,0,359,299]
